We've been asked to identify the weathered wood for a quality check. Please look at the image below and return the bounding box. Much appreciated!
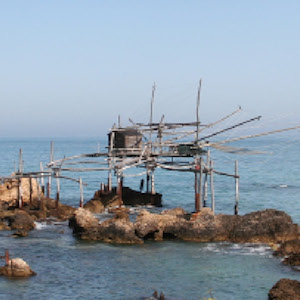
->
[210,160,215,214]
[196,79,202,142]
[79,177,84,208]
[235,160,239,215]
[56,173,60,205]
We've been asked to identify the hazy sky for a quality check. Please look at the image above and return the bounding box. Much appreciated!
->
[1,1,299,137]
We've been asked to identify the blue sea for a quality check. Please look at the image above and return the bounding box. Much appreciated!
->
[0,135,299,299]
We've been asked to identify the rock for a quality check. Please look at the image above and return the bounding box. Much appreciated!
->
[12,230,28,237]
[274,240,300,257]
[0,258,36,277]
[83,199,105,213]
[0,178,41,207]
[69,208,99,236]
[69,208,142,243]
[268,278,300,300]
[70,207,299,246]
[229,209,299,244]
[283,254,300,267]
[0,210,35,231]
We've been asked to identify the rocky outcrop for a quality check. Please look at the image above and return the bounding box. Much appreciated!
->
[0,258,36,277]
[268,278,300,300]
[69,207,299,246]
[0,178,41,208]
[274,239,300,268]
[135,208,298,243]
[69,207,142,244]
[0,209,35,231]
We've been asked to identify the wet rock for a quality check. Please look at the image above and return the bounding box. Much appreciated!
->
[70,208,142,243]
[283,254,300,267]
[268,278,300,300]
[12,230,28,237]
[229,209,299,244]
[0,210,35,231]
[274,239,300,257]
[69,208,99,238]
[0,258,36,277]
[274,239,300,268]
[144,291,165,300]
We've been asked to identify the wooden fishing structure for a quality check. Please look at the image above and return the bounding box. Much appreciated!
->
[1,80,300,214]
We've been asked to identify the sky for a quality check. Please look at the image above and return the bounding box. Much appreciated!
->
[0,1,299,137]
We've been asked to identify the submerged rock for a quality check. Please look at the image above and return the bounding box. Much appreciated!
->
[0,258,36,277]
[268,278,300,300]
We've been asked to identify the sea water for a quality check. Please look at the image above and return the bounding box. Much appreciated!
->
[0,135,299,299]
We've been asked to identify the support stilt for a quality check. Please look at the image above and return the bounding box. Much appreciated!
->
[235,160,239,215]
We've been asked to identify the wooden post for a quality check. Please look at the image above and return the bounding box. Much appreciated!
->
[146,170,150,194]
[40,162,45,195]
[5,250,9,265]
[203,150,210,207]
[117,173,123,204]
[37,177,41,206]
[18,149,23,174]
[18,183,23,208]
[210,160,215,214]
[29,176,33,206]
[195,171,199,212]
[151,170,155,195]
[79,177,84,208]
[195,157,203,212]
[56,173,60,208]
[108,162,112,192]
[199,157,203,210]
[234,160,239,215]
[47,141,54,198]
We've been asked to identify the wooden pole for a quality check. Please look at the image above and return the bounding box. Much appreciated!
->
[151,170,155,195]
[210,160,215,214]
[18,149,22,174]
[149,82,156,149]
[203,150,210,207]
[196,79,202,142]
[79,177,84,208]
[29,176,33,206]
[235,160,239,215]
[108,159,112,192]
[40,162,45,194]
[5,250,9,265]
[37,177,41,206]
[199,157,203,210]
[117,173,123,204]
[18,149,23,208]
[194,171,199,212]
[56,173,60,208]
[146,169,150,194]
[48,141,54,198]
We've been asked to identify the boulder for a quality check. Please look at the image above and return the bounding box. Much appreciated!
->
[70,207,142,243]
[268,278,300,300]
[0,210,35,231]
[229,209,299,244]
[0,258,36,277]
[0,178,41,207]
